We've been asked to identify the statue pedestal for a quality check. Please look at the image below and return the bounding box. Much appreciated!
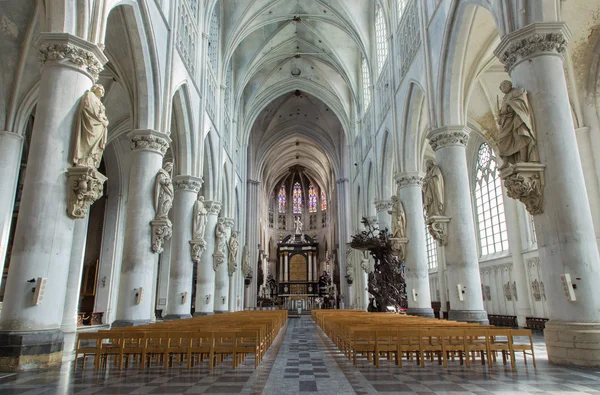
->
[190,238,207,262]
[67,166,107,219]
[500,162,546,215]
[150,218,172,254]
[390,237,409,260]
[426,216,451,246]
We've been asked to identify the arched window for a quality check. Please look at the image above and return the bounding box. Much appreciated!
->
[278,185,286,214]
[362,57,371,112]
[308,184,317,213]
[475,143,509,255]
[293,182,303,214]
[375,6,388,75]
[397,0,408,23]
[207,4,219,71]
[425,224,438,270]
[321,190,327,211]
[269,191,275,212]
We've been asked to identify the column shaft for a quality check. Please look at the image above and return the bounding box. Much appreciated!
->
[398,173,434,317]
[194,201,220,315]
[165,176,202,319]
[114,130,170,326]
[214,219,232,313]
[245,180,259,307]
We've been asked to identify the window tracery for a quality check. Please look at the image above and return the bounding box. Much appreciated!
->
[293,182,303,214]
[321,190,327,212]
[278,185,286,214]
[362,57,371,112]
[308,184,317,213]
[425,222,438,270]
[475,143,509,256]
[397,0,408,23]
[375,6,388,76]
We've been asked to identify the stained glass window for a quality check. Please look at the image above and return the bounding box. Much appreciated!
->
[475,143,509,256]
[308,184,317,213]
[321,190,327,211]
[375,6,388,76]
[293,182,303,214]
[278,185,286,214]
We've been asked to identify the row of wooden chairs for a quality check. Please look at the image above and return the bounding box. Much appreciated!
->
[312,310,535,369]
[75,310,287,371]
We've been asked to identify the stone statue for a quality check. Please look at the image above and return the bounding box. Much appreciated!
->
[215,219,226,254]
[192,195,207,241]
[154,162,174,220]
[497,80,539,167]
[228,231,240,272]
[73,84,109,169]
[294,216,303,234]
[389,195,406,238]
[422,160,444,217]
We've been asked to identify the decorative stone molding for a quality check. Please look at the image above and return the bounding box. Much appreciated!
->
[36,33,108,81]
[206,201,222,215]
[526,256,540,269]
[390,237,408,261]
[494,23,571,72]
[426,215,451,246]
[500,163,545,215]
[396,172,425,189]
[67,166,107,219]
[427,128,469,151]
[129,130,171,155]
[190,238,207,262]
[173,176,203,192]
[150,219,172,254]
[374,199,392,213]
[213,251,225,272]
[222,217,235,229]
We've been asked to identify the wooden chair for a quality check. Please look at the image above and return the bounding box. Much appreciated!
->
[420,329,445,367]
[351,330,376,366]
[487,328,512,367]
[464,328,490,367]
[374,330,398,368]
[188,331,214,368]
[396,329,421,367]
[510,329,536,368]
[74,333,102,371]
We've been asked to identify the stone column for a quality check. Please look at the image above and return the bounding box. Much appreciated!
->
[575,127,600,244]
[245,179,260,307]
[60,217,89,362]
[495,23,600,367]
[397,172,434,317]
[113,129,171,327]
[374,199,392,232]
[0,33,107,371]
[437,247,448,317]
[336,178,351,301]
[0,131,24,280]
[214,218,233,313]
[427,126,487,324]
[193,201,220,315]
[164,176,202,319]
[359,256,369,311]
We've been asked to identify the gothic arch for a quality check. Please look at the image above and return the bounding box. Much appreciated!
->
[170,86,194,176]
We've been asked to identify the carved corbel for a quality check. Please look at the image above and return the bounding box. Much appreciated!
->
[190,238,207,262]
[426,215,451,246]
[500,163,545,215]
[67,166,107,219]
[390,237,409,261]
[150,218,172,253]
[213,251,225,271]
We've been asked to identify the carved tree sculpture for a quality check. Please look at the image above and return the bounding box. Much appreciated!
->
[350,218,407,312]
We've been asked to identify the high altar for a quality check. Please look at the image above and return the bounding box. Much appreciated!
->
[277,231,319,311]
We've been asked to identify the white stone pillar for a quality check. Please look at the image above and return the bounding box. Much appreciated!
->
[194,201,220,315]
[397,172,434,317]
[113,130,171,326]
[245,179,260,307]
[308,252,313,281]
[214,218,233,313]
[496,23,600,367]
[279,253,283,282]
[284,253,289,281]
[575,127,600,244]
[61,217,89,362]
[0,131,23,281]
[0,33,107,371]
[164,176,202,319]
[374,199,392,232]
[336,178,351,301]
[359,258,369,311]
[437,247,448,317]
[428,126,487,324]
[503,194,533,326]
[156,239,171,318]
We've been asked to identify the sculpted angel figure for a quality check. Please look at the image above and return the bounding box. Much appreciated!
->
[154,162,174,220]
[389,195,406,238]
[497,80,539,167]
[192,195,207,241]
[73,84,109,168]
[422,160,444,217]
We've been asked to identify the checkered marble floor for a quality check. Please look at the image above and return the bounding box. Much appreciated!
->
[0,316,599,394]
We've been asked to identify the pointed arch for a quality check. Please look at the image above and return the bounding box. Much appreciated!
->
[170,85,193,175]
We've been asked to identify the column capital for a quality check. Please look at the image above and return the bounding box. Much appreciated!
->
[427,126,469,151]
[374,199,392,213]
[494,22,571,73]
[128,129,171,155]
[36,33,108,82]
[247,179,260,186]
[336,178,349,184]
[395,171,426,189]
[221,217,235,229]
[173,175,203,192]
[0,130,24,141]
[205,200,221,215]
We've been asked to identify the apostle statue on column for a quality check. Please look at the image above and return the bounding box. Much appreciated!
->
[389,195,406,238]
[192,194,207,241]
[73,84,109,169]
[422,160,444,217]
[497,80,539,168]
[154,162,174,220]
[228,231,240,273]
[215,219,226,254]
